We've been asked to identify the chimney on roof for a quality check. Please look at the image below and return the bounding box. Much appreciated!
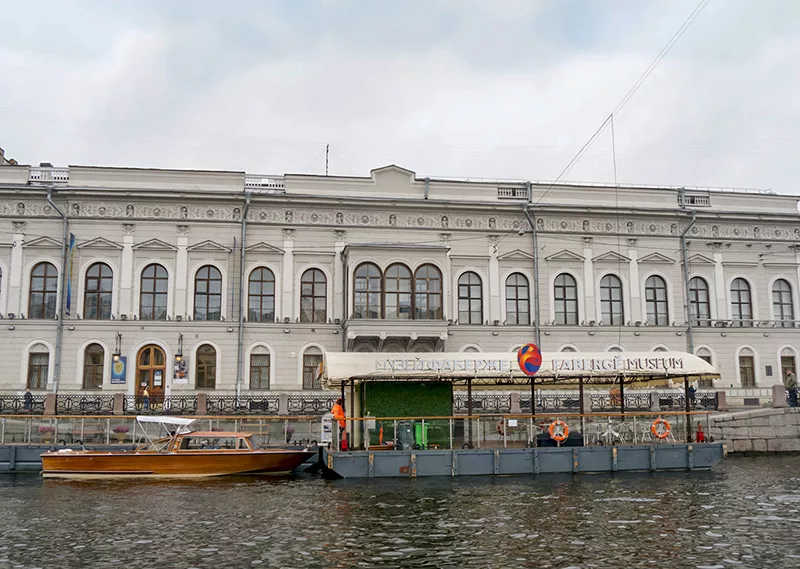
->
[40,162,53,167]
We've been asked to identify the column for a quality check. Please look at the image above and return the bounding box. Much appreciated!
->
[119,224,134,316]
[282,229,295,322]
[710,243,726,319]
[175,225,189,318]
[333,230,346,321]
[8,222,25,315]
[488,235,500,324]
[440,233,452,320]
[627,238,641,323]
[582,237,595,322]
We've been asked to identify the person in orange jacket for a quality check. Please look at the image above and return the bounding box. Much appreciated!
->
[331,398,347,450]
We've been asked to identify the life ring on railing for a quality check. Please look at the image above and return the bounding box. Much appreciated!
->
[497,420,506,436]
[651,418,671,439]
[548,420,569,443]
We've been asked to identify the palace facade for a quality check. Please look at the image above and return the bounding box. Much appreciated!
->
[0,161,798,397]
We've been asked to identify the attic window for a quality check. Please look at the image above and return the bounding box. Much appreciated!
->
[497,186,527,200]
[678,193,710,207]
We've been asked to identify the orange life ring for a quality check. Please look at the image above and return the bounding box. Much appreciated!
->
[548,419,569,443]
[651,418,671,439]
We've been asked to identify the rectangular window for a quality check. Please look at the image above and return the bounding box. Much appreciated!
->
[739,355,756,387]
[249,354,270,389]
[28,352,49,390]
[303,353,323,390]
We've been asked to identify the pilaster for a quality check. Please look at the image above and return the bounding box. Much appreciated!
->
[8,222,25,315]
[582,237,595,322]
[119,224,134,316]
[627,238,641,323]
[282,229,295,322]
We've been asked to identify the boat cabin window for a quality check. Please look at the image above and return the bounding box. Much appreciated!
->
[179,437,237,450]
[238,438,252,450]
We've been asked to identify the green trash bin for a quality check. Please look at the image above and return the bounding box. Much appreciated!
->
[414,422,428,449]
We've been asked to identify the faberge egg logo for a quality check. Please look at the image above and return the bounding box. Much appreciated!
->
[517,343,542,376]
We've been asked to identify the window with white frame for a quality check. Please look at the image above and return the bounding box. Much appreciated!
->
[553,273,578,325]
[645,275,669,326]
[599,274,624,326]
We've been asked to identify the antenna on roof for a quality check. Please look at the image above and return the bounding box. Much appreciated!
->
[325,144,329,176]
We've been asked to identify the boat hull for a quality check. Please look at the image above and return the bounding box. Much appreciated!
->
[321,443,726,478]
[41,449,316,479]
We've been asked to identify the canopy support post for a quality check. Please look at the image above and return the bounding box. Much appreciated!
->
[349,379,356,449]
[467,378,473,448]
[619,375,626,418]
[578,376,585,415]
[684,376,692,443]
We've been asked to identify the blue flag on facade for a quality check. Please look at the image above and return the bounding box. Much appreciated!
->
[65,233,76,316]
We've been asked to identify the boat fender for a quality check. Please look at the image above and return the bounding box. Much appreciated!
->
[548,420,569,443]
[651,418,671,439]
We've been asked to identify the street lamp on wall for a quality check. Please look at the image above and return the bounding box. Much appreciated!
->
[176,333,184,362]
[113,332,122,362]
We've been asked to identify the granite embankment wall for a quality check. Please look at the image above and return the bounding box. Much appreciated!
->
[710,407,800,453]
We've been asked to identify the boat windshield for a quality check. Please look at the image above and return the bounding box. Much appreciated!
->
[179,437,241,450]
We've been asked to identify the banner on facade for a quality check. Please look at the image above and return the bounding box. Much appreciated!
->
[173,359,188,385]
[111,356,127,384]
[65,233,76,316]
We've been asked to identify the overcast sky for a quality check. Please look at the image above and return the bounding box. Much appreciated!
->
[1,0,798,193]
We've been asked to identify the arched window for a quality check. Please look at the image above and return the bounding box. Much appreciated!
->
[29,262,58,319]
[773,279,794,326]
[27,344,49,390]
[385,264,412,320]
[506,274,530,325]
[248,267,275,323]
[731,278,753,327]
[195,344,217,389]
[554,273,578,325]
[194,265,222,321]
[458,272,483,324]
[302,347,323,390]
[781,347,797,386]
[353,263,382,319]
[599,274,623,326]
[561,346,577,353]
[738,347,756,387]
[653,346,668,352]
[249,346,271,389]
[300,268,327,323]
[140,264,168,320]
[607,346,623,353]
[688,277,711,327]
[84,263,113,320]
[462,346,480,353]
[645,275,669,326]
[83,343,104,389]
[414,264,443,320]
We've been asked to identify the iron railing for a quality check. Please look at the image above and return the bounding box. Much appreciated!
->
[0,394,45,415]
[287,395,337,415]
[55,394,115,415]
[123,395,198,415]
[206,395,281,416]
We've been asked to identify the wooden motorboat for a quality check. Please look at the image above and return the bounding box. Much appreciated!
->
[41,416,316,479]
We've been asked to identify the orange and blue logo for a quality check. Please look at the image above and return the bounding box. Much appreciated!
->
[517,343,542,376]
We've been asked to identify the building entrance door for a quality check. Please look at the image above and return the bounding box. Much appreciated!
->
[136,345,166,407]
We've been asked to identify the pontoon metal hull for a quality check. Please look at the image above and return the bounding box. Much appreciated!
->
[321,443,725,478]
[41,449,315,479]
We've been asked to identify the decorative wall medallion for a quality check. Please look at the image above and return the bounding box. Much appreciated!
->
[153,208,161,217]
[180,206,188,219]
[512,220,520,229]
[389,214,397,226]
[311,213,319,222]
[561,221,568,229]
[233,208,240,221]
[98,207,106,216]
[753,227,760,238]
[44,205,51,214]
[285,210,293,223]
[439,232,451,245]
[441,215,449,228]
[537,218,544,230]
[177,225,189,235]
[489,217,496,229]
[692,227,698,234]
[333,230,346,241]
[627,238,637,248]
[649,224,656,233]
[282,228,296,239]
[361,215,369,224]
[122,224,135,235]
[71,203,80,216]
[671,223,678,235]
[126,205,134,217]
[626,221,634,233]
[606,222,614,231]
[16,203,24,216]
[259,211,267,220]
[734,228,740,236]
[206,209,214,218]
[12,221,26,233]
[417,216,425,226]
[465,219,473,228]
[336,212,343,224]
[582,220,589,231]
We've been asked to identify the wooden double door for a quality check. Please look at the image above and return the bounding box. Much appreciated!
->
[136,345,166,404]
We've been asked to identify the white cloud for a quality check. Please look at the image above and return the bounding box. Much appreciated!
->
[0,0,798,193]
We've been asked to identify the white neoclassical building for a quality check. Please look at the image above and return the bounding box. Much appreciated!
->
[0,161,798,399]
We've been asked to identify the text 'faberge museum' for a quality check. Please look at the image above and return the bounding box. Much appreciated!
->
[0,155,799,406]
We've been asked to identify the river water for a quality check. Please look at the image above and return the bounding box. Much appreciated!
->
[1,456,800,568]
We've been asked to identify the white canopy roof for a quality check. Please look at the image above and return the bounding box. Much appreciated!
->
[136,416,196,426]
[322,351,719,388]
